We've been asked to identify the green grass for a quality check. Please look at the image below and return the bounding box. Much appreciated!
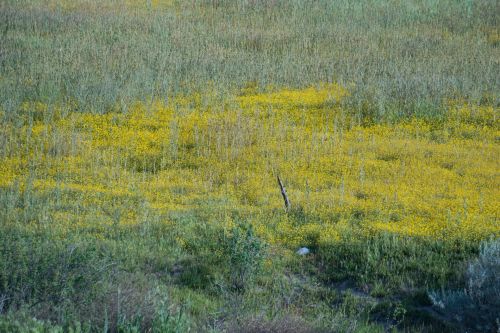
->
[1,0,498,118]
[0,188,491,331]
[0,0,498,331]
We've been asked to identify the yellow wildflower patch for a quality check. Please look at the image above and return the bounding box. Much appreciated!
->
[0,85,498,245]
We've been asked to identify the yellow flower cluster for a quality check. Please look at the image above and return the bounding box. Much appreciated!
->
[1,85,498,245]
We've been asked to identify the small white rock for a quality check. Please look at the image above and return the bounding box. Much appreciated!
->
[297,247,310,255]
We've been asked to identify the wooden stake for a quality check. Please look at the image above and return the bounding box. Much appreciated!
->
[277,175,291,212]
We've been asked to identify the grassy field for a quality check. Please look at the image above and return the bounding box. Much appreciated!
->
[0,0,499,332]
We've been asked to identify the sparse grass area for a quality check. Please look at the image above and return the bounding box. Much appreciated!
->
[0,0,499,332]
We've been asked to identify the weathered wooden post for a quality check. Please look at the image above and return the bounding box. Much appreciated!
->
[277,175,291,212]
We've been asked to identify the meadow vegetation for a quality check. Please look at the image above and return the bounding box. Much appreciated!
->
[0,0,498,332]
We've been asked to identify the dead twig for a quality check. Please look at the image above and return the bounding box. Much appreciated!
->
[277,175,291,212]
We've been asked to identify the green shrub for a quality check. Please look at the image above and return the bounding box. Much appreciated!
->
[224,220,266,292]
[176,218,266,292]
[429,238,500,332]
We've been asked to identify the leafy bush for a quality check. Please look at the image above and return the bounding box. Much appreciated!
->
[177,218,266,292]
[224,220,266,292]
[429,238,500,332]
